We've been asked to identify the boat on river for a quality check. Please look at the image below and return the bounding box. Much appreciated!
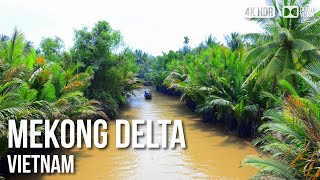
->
[144,89,152,99]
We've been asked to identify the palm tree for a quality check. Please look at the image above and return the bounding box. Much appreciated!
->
[0,28,25,66]
[242,61,320,179]
[205,35,216,47]
[243,0,320,90]
[242,95,320,179]
[0,35,9,42]
[0,29,108,159]
[225,32,241,51]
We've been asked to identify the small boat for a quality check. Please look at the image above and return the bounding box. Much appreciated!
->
[144,89,152,99]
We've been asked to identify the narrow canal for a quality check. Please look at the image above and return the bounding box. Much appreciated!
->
[14,87,258,179]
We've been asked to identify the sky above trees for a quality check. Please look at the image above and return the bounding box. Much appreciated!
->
[1,0,320,55]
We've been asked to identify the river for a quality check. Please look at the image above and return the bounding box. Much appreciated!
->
[12,87,258,180]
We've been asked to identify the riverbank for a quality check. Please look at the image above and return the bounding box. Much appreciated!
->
[8,87,258,179]
[154,85,244,136]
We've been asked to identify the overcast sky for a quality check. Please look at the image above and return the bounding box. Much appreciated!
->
[1,0,319,55]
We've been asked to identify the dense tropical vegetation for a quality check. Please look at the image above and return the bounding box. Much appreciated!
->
[138,0,320,179]
[1,0,320,179]
[0,21,138,177]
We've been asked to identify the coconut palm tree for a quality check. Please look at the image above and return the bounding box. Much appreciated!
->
[242,61,320,179]
[242,95,320,179]
[0,29,107,159]
[225,32,241,51]
[243,0,320,90]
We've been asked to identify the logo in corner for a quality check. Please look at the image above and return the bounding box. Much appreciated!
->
[283,6,299,18]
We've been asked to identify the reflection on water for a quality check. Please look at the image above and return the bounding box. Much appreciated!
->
[11,87,258,180]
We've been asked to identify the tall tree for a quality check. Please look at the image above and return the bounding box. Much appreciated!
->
[39,36,64,61]
[72,21,137,118]
[225,32,241,51]
[243,0,320,90]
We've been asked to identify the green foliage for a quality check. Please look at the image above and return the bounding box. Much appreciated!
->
[134,49,152,81]
[40,79,57,102]
[72,21,138,118]
[39,36,64,62]
[143,1,320,178]
[225,32,241,51]
[242,93,320,179]
[0,28,108,160]
[0,2,319,178]
[72,21,121,68]
[148,40,262,136]
[239,1,320,179]
[243,0,320,89]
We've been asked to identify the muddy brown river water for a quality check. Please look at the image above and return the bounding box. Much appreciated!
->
[12,87,259,180]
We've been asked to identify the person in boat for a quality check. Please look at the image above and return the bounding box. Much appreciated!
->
[144,89,152,99]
